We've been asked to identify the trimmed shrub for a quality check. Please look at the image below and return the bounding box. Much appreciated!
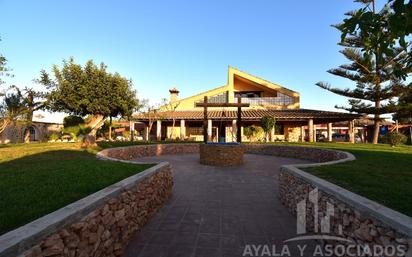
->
[63,125,91,141]
[49,133,60,141]
[244,125,264,142]
[123,131,130,139]
[382,132,407,146]
[261,116,276,142]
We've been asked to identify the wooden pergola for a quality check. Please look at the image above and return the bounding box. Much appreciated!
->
[195,96,250,143]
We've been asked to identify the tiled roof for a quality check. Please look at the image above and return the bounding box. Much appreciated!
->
[334,117,394,126]
[135,109,360,122]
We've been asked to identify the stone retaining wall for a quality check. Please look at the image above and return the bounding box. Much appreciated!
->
[279,162,412,256]
[242,144,348,162]
[200,144,243,166]
[97,143,200,161]
[0,162,173,257]
[97,143,348,164]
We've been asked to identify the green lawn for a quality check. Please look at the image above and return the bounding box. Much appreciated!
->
[1,141,411,236]
[279,142,412,217]
[0,142,153,235]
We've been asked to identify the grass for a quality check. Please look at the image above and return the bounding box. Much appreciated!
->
[1,140,411,235]
[274,142,412,217]
[0,142,153,235]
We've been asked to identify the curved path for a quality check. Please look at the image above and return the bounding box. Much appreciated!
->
[123,154,313,257]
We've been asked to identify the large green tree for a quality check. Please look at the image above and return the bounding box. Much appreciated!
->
[0,87,23,134]
[393,86,412,123]
[0,37,11,86]
[0,86,44,136]
[107,73,141,140]
[317,0,412,144]
[388,0,412,69]
[38,58,139,137]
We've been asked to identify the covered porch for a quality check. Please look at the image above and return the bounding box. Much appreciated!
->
[135,109,360,143]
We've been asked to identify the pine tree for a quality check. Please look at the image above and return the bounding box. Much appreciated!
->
[317,0,411,144]
[393,86,412,123]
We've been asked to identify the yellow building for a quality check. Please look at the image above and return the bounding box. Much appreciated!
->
[137,67,358,142]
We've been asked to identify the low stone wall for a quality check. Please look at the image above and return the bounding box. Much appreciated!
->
[242,144,349,163]
[279,162,412,256]
[0,162,173,257]
[200,144,243,166]
[97,143,349,164]
[97,143,200,161]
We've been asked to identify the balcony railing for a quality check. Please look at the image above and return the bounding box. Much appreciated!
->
[241,96,294,106]
[194,95,295,107]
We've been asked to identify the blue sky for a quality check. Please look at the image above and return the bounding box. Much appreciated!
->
[1,0,380,122]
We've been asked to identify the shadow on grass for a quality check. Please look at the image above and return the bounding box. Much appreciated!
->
[0,149,152,235]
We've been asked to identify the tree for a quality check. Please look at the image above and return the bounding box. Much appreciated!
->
[0,37,12,86]
[63,115,85,127]
[38,58,139,140]
[22,88,46,142]
[316,0,412,144]
[107,74,141,140]
[388,0,412,69]
[261,116,275,142]
[244,125,264,142]
[0,86,44,137]
[138,100,162,141]
[0,87,24,134]
[393,86,412,123]
[0,37,16,133]
[161,98,180,139]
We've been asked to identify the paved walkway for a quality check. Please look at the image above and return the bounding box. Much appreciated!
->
[123,154,312,257]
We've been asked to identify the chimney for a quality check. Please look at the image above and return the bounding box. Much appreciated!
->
[169,87,179,103]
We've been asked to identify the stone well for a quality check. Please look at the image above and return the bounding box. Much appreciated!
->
[199,143,244,166]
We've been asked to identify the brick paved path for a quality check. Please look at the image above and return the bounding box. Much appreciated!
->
[123,154,312,257]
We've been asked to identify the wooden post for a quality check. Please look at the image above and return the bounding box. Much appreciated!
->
[237,96,242,143]
[203,96,208,143]
[195,96,249,143]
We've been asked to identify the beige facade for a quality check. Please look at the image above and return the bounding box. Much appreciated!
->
[137,67,358,142]
[0,121,63,144]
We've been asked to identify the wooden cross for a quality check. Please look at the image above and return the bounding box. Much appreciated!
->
[195,96,250,143]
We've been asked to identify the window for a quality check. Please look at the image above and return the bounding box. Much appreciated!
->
[209,92,228,103]
[234,91,262,98]
[275,124,284,135]
[187,127,204,136]
[194,92,228,107]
